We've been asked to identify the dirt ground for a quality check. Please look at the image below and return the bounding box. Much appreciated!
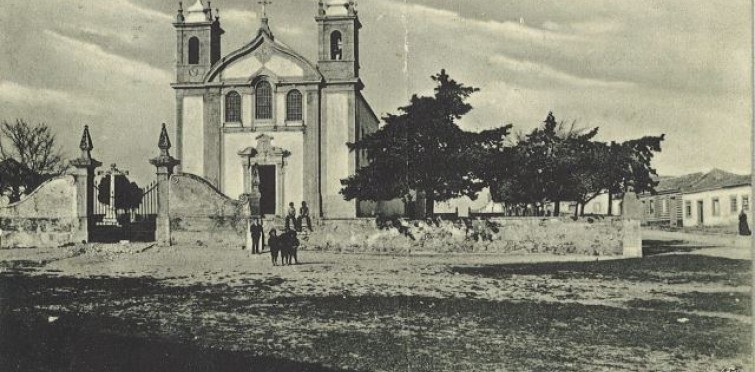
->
[0,238,751,371]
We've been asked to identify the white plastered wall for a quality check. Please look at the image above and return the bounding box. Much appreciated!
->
[681,185,751,227]
[182,95,204,176]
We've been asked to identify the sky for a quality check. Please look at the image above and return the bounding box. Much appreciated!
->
[0,0,751,184]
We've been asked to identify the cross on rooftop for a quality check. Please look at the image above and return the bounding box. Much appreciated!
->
[258,0,272,18]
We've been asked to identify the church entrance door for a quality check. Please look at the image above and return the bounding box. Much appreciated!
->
[259,165,276,215]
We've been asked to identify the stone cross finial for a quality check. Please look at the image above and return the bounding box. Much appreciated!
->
[158,123,172,155]
[258,0,272,18]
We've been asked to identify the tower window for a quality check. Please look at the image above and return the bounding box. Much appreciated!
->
[330,31,343,60]
[225,91,241,123]
[255,81,273,120]
[286,90,303,121]
[188,37,200,65]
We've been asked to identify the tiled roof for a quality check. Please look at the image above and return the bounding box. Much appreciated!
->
[654,169,750,194]
[683,168,751,193]
[655,173,704,193]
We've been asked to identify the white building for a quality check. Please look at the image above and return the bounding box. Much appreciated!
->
[171,0,383,218]
[680,170,751,227]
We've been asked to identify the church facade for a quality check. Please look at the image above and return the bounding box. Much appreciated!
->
[171,0,380,219]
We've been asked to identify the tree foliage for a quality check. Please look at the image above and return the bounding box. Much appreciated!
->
[341,70,501,213]
[490,112,664,216]
[339,69,665,219]
[97,174,143,210]
[0,119,68,201]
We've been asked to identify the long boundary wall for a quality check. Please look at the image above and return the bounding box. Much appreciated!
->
[0,176,80,248]
[305,217,642,256]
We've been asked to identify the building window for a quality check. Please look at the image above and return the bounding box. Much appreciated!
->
[255,81,273,120]
[648,200,655,215]
[286,90,303,121]
[330,31,343,60]
[225,91,241,123]
[712,198,720,216]
[188,37,200,65]
[685,201,692,218]
[730,195,738,213]
[661,198,668,214]
[743,196,750,211]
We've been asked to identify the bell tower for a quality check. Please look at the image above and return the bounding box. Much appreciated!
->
[316,0,360,81]
[173,0,223,84]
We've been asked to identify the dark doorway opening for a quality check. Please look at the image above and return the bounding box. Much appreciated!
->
[259,165,276,215]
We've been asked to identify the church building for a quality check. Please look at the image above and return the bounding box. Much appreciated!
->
[171,0,381,219]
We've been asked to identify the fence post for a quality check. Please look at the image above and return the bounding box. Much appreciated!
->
[69,126,102,244]
[149,124,180,246]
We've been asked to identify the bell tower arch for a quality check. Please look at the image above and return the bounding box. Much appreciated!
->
[316,0,360,81]
[174,0,223,84]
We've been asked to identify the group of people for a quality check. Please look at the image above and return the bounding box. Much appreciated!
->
[248,200,312,266]
[286,201,313,232]
[250,219,300,266]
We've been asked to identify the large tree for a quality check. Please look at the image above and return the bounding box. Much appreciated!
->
[341,70,498,216]
[490,113,599,215]
[601,135,665,214]
[0,119,68,201]
[489,113,664,217]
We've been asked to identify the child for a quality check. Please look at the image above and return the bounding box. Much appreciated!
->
[281,228,300,265]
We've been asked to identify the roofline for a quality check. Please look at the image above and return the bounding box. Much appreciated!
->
[203,32,323,83]
[356,91,380,124]
[681,182,751,195]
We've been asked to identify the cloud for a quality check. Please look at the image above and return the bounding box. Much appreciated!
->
[121,0,172,22]
[381,0,581,44]
[221,8,257,23]
[44,30,172,84]
[0,80,99,116]
[488,54,636,89]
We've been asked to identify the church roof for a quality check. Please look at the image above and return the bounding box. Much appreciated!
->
[205,18,322,84]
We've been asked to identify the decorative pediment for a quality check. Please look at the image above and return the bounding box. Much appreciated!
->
[237,134,291,164]
[206,32,322,83]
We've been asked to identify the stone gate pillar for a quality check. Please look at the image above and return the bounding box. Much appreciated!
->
[149,124,180,246]
[69,125,102,243]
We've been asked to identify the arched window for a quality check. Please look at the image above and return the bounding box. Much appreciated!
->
[225,91,241,123]
[286,90,303,121]
[188,37,200,65]
[330,31,343,60]
[255,81,273,120]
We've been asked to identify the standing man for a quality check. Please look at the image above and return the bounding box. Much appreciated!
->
[285,202,297,231]
[250,219,264,254]
[298,201,313,232]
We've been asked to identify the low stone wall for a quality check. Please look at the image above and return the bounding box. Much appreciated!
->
[304,217,641,256]
[0,176,79,248]
[169,174,248,247]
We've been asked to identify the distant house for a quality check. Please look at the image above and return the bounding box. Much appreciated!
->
[638,173,704,227]
[680,169,751,227]
[638,169,751,228]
